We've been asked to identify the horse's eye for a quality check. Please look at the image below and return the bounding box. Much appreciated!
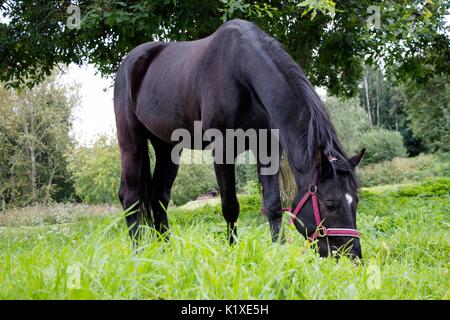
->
[325,201,338,212]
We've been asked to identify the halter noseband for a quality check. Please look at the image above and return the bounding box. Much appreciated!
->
[288,157,360,242]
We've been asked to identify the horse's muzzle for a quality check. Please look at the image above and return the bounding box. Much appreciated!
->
[317,237,362,260]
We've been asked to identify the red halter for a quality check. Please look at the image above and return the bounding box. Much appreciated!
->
[261,156,361,242]
[287,165,360,241]
[288,184,360,241]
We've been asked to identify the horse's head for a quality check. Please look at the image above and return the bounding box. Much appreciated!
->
[291,148,366,260]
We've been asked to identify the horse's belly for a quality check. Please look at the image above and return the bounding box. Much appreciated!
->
[135,99,199,144]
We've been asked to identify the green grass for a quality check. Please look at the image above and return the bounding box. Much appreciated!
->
[0,178,449,299]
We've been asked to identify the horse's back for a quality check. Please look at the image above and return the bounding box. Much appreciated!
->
[115,19,258,142]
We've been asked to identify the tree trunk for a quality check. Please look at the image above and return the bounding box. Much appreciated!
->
[376,101,380,127]
[363,71,373,127]
[376,77,380,127]
[23,123,37,202]
[30,149,36,201]
[44,162,57,203]
[0,195,5,211]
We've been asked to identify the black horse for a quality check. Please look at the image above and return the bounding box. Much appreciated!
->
[114,19,365,258]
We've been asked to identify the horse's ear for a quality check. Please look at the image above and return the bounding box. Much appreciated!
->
[348,148,366,168]
[316,147,333,179]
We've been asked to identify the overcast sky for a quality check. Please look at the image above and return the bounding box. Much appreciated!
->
[61,64,116,146]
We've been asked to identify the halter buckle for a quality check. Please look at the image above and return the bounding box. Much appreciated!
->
[316,225,328,238]
[309,184,317,194]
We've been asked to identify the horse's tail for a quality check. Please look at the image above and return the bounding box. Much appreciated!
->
[114,41,168,111]
[113,42,167,233]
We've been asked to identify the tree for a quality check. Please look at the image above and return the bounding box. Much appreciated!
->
[68,135,121,204]
[0,1,448,97]
[404,75,450,153]
[69,134,158,204]
[325,96,371,154]
[359,67,426,156]
[0,72,78,207]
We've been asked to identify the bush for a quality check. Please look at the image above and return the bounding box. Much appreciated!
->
[361,177,450,199]
[243,179,261,196]
[68,136,121,204]
[396,177,450,197]
[69,138,218,206]
[170,163,217,206]
[358,128,407,165]
[235,156,257,193]
[358,154,450,187]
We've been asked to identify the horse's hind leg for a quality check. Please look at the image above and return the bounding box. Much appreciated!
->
[117,124,152,243]
[214,163,239,245]
[148,134,180,239]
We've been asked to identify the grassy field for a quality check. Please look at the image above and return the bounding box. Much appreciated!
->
[0,178,448,299]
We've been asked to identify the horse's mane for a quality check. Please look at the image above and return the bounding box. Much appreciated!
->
[229,20,358,186]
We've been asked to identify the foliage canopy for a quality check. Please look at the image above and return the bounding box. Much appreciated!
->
[1,0,448,97]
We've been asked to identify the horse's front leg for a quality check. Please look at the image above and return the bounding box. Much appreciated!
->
[214,163,239,245]
[257,163,284,243]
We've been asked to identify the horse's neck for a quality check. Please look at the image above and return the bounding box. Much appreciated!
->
[245,53,316,184]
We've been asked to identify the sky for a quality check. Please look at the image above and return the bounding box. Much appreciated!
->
[61,64,116,146]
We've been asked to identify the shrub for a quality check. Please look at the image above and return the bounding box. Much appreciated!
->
[358,128,407,165]
[396,177,450,197]
[170,163,217,206]
[68,136,121,204]
[361,177,450,198]
[358,154,450,187]
[235,157,257,193]
[243,179,261,196]
[69,138,217,206]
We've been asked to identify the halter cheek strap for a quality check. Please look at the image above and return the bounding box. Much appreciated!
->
[288,184,360,242]
[261,156,360,241]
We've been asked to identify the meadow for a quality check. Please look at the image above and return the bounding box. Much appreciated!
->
[0,178,448,299]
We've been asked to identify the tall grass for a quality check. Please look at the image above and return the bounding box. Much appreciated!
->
[0,178,448,299]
